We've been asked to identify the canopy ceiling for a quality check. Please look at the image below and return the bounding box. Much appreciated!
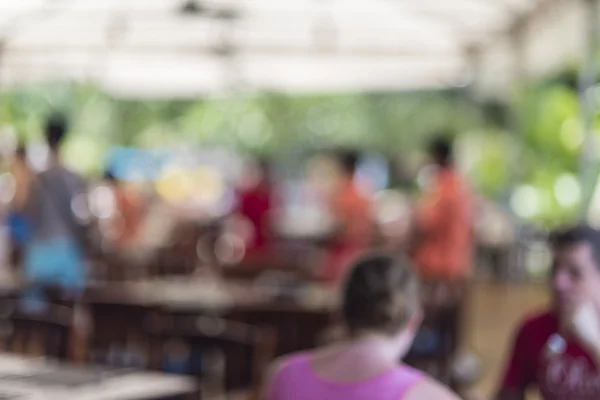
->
[0,0,555,98]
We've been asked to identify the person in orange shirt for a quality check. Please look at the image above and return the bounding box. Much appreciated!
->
[104,171,144,250]
[324,151,373,283]
[7,146,34,269]
[411,137,476,388]
[413,138,473,282]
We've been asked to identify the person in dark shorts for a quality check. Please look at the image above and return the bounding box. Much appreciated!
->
[410,137,476,386]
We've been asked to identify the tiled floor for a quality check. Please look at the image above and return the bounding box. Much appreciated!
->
[468,282,548,399]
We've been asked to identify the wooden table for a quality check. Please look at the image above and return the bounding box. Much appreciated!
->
[85,278,336,356]
[84,279,336,390]
[84,278,337,313]
[0,277,336,391]
[0,353,197,399]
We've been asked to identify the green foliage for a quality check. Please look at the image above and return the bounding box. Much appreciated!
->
[2,76,593,230]
[509,67,600,227]
[0,85,489,174]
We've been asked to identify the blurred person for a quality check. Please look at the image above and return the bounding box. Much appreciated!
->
[10,145,33,211]
[23,114,87,303]
[410,136,475,385]
[7,146,34,267]
[475,198,515,280]
[126,186,176,269]
[104,171,144,250]
[236,158,273,261]
[374,190,413,253]
[413,136,473,282]
[323,151,373,283]
[262,252,459,400]
[496,225,600,400]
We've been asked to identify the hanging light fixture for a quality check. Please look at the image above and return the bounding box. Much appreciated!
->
[179,0,207,16]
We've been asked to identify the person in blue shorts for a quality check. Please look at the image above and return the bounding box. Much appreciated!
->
[23,114,87,308]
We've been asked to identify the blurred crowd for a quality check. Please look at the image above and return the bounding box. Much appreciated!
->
[3,114,598,400]
[0,116,521,280]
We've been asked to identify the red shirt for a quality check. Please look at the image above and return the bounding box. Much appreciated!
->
[238,183,272,252]
[501,311,600,399]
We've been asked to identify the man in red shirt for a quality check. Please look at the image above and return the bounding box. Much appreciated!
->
[497,225,600,400]
[237,159,273,260]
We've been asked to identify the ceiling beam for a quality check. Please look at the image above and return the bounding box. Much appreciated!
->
[3,44,461,58]
[463,0,568,71]
[399,0,517,37]
[0,0,72,43]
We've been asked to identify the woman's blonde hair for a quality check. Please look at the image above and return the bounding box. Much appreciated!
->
[342,252,420,336]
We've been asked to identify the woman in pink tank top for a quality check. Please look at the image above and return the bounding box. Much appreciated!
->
[263,253,458,400]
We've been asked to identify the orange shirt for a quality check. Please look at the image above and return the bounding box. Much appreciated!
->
[324,179,373,282]
[11,160,33,210]
[115,188,144,247]
[414,167,473,281]
[333,179,373,247]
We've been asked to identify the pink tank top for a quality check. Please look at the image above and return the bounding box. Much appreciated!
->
[267,354,425,400]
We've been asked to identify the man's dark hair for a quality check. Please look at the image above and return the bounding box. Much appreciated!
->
[339,150,359,175]
[428,136,453,167]
[45,113,68,150]
[550,225,600,268]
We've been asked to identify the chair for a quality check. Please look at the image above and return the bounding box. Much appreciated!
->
[227,307,334,357]
[148,313,276,400]
[0,298,73,360]
[86,300,158,368]
[404,280,466,386]
[152,221,219,278]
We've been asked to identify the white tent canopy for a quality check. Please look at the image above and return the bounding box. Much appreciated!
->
[0,0,583,98]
